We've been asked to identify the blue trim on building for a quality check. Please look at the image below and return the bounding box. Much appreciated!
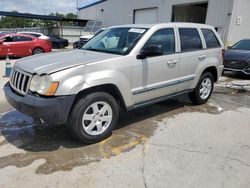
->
[78,0,107,10]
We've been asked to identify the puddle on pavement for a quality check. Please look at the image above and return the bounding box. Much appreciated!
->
[0,90,249,174]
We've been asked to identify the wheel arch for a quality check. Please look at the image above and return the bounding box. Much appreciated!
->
[201,66,218,82]
[73,84,127,111]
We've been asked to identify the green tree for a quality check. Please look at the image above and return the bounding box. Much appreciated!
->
[0,11,78,28]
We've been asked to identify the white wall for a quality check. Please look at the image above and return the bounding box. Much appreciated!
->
[227,0,250,45]
[78,0,236,43]
[206,0,234,43]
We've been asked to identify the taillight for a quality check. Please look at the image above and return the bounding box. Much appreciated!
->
[222,49,225,62]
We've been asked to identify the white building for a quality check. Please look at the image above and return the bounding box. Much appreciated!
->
[78,0,250,45]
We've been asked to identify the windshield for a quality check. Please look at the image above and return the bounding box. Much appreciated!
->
[82,27,148,55]
[232,40,250,50]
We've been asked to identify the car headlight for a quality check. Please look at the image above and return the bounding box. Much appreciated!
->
[30,74,59,96]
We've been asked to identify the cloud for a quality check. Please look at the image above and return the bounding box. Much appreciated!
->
[0,0,77,14]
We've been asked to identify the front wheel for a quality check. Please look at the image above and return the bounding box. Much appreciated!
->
[67,92,119,144]
[58,43,64,49]
[189,72,214,105]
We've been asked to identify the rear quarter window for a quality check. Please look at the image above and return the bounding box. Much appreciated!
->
[179,28,203,52]
[201,29,221,48]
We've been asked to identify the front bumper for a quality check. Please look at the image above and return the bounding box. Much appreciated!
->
[224,67,250,75]
[4,83,76,125]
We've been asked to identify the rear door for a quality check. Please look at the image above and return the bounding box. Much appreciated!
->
[177,27,206,92]
[132,28,179,104]
[11,36,34,56]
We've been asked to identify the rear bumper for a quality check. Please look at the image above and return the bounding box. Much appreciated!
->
[43,46,52,53]
[218,65,224,78]
[4,83,75,125]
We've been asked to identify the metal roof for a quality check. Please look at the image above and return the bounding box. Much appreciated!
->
[78,0,107,10]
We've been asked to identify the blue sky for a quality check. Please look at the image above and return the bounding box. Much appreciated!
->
[0,0,94,14]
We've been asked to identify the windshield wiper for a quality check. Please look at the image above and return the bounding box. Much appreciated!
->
[84,48,105,53]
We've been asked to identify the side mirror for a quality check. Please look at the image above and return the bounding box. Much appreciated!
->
[227,45,233,49]
[0,40,3,44]
[137,45,163,59]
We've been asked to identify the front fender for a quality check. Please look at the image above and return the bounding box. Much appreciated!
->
[80,70,131,106]
[52,66,132,107]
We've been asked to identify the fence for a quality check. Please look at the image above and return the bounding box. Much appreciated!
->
[0,26,87,43]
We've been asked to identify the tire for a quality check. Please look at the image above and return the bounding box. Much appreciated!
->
[32,47,44,55]
[189,72,214,105]
[67,92,119,144]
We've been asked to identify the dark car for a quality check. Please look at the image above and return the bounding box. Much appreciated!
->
[49,36,69,49]
[224,39,250,75]
[73,35,93,49]
[73,29,105,49]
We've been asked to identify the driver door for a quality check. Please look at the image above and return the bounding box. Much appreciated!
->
[0,36,13,56]
[132,28,180,105]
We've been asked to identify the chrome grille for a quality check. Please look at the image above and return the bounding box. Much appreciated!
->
[10,68,32,95]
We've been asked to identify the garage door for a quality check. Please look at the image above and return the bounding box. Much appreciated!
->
[134,8,158,24]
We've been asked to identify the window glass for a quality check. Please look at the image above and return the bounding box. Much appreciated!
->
[231,40,250,50]
[201,29,221,48]
[83,27,148,55]
[13,36,33,42]
[3,36,13,42]
[143,28,175,55]
[179,28,202,52]
[30,34,41,38]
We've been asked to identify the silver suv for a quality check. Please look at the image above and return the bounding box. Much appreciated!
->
[4,23,224,143]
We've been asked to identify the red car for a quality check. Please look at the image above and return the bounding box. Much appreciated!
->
[0,34,52,57]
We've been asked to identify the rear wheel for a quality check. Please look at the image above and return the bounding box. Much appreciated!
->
[32,47,44,55]
[67,92,119,144]
[189,72,214,105]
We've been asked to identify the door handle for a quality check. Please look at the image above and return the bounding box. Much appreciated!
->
[167,59,178,66]
[198,55,206,60]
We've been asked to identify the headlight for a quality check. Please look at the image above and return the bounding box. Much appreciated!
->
[30,75,59,96]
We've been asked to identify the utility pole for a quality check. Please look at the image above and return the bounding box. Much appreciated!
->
[76,0,79,16]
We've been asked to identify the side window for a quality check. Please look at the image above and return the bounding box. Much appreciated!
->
[13,36,33,42]
[143,28,175,55]
[30,34,40,38]
[179,28,202,52]
[201,29,221,48]
[3,36,13,43]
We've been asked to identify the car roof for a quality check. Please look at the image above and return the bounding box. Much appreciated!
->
[110,22,215,29]
[18,31,44,35]
[0,33,36,39]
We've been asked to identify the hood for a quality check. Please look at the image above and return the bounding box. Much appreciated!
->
[224,50,250,61]
[15,50,120,75]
